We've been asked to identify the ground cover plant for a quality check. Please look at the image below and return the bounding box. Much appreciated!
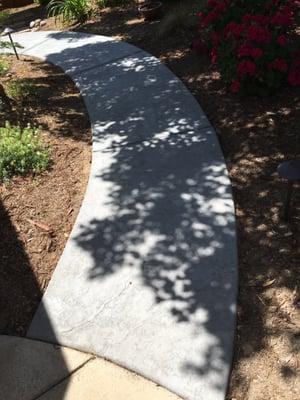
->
[47,0,93,24]
[0,55,91,335]
[194,0,300,95]
[5,78,36,99]
[0,56,10,76]
[0,123,49,181]
[0,8,9,27]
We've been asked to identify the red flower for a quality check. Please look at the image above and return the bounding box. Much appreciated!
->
[211,47,217,64]
[210,32,221,46]
[237,60,257,77]
[238,44,263,59]
[242,14,253,23]
[207,0,217,8]
[268,58,288,72]
[288,60,300,86]
[214,1,226,13]
[277,35,288,47]
[192,39,208,55]
[230,80,241,93]
[224,22,245,38]
[251,14,270,24]
[272,8,294,26]
[202,11,219,26]
[247,26,272,44]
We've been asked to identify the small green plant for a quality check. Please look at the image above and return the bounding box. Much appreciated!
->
[33,0,51,4]
[47,0,93,24]
[5,79,36,100]
[0,56,10,76]
[0,40,22,51]
[0,122,49,181]
[0,10,9,27]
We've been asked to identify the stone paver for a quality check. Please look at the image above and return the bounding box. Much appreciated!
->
[3,31,237,400]
[40,356,181,400]
[0,335,92,400]
[0,336,181,400]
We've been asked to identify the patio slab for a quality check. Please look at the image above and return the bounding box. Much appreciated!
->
[0,335,92,400]
[0,336,181,400]
[40,356,181,400]
[3,31,238,400]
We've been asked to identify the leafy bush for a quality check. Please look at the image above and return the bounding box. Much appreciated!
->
[47,0,93,24]
[5,79,36,100]
[0,56,10,76]
[193,0,300,95]
[0,123,49,181]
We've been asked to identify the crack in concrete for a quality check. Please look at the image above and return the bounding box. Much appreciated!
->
[59,282,132,335]
[31,356,96,400]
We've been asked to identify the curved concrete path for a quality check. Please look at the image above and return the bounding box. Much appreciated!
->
[4,31,237,400]
[0,335,180,400]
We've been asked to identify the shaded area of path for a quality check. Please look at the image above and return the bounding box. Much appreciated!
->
[4,31,238,400]
[0,336,181,400]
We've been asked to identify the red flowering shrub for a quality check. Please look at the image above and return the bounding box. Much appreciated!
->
[193,0,300,95]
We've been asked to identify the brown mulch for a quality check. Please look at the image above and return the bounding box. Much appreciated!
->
[73,4,299,400]
[2,2,300,399]
[0,56,91,336]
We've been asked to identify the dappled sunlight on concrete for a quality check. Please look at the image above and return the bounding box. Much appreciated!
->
[14,31,239,400]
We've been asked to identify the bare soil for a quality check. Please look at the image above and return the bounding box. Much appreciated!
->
[0,56,91,336]
[2,2,300,399]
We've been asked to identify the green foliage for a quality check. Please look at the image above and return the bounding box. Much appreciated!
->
[47,0,93,24]
[0,56,10,76]
[0,9,9,27]
[194,0,300,95]
[0,122,49,181]
[33,0,51,4]
[96,0,134,9]
[0,40,22,51]
[5,79,36,100]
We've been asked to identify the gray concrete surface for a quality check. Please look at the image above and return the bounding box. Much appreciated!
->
[0,335,92,400]
[4,32,238,400]
[0,336,181,400]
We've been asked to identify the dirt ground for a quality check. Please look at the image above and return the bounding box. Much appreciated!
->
[2,2,300,400]
[0,55,91,335]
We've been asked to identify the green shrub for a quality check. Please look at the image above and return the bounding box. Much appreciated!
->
[0,122,49,181]
[47,0,93,24]
[0,9,9,27]
[194,0,300,95]
[0,56,10,76]
[5,79,36,100]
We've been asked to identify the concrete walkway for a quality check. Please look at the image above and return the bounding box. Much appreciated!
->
[4,31,238,400]
[0,336,181,400]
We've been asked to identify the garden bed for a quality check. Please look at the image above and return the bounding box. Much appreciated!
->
[0,55,91,336]
[76,4,300,400]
